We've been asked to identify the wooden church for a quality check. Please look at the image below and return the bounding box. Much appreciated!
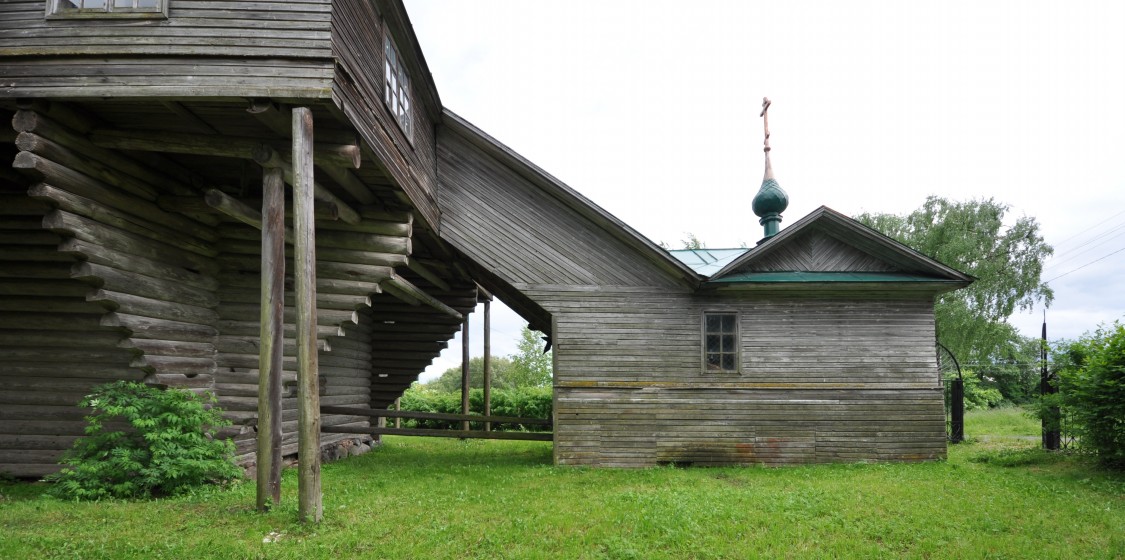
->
[0,0,971,477]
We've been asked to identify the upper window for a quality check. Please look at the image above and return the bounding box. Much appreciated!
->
[48,0,168,19]
[384,35,413,141]
[703,312,739,373]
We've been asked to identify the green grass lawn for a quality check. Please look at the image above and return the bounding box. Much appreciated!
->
[2,412,1122,559]
[964,406,1042,438]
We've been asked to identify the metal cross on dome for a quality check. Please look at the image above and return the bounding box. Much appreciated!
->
[760,97,772,153]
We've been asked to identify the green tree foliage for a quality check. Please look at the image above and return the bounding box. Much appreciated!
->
[680,233,705,250]
[426,327,552,391]
[398,386,552,431]
[509,326,552,388]
[427,356,516,392]
[47,381,241,500]
[858,197,1054,401]
[1045,322,1125,468]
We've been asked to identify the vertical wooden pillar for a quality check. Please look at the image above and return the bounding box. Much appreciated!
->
[483,299,492,432]
[255,167,285,511]
[394,398,401,429]
[461,314,471,431]
[293,107,322,523]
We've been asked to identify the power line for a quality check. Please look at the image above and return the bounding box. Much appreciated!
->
[1045,223,1125,270]
[1044,245,1125,284]
[1051,208,1125,250]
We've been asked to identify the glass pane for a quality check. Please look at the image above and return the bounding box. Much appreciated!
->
[721,314,736,332]
[721,335,735,353]
[706,335,720,353]
[705,314,721,333]
[60,0,80,8]
[115,0,133,8]
[85,0,107,8]
[706,354,721,370]
[138,0,158,7]
[722,354,735,371]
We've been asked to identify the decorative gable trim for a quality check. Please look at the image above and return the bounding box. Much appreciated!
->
[743,229,899,273]
[711,206,974,284]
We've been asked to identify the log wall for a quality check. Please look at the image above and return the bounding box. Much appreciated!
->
[2,108,220,477]
[0,105,426,477]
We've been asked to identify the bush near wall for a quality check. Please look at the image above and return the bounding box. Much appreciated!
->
[398,386,552,431]
[1045,322,1125,469]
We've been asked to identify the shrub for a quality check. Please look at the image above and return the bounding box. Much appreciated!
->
[945,369,1004,411]
[398,385,552,431]
[1050,323,1125,469]
[47,381,242,500]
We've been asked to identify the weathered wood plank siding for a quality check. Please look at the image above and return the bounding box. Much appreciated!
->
[544,290,945,466]
[437,126,947,467]
[437,129,681,289]
[330,0,441,231]
[0,1,334,98]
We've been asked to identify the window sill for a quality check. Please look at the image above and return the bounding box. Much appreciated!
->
[48,11,167,19]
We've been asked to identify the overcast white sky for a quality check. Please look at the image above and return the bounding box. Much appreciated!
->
[407,0,1125,380]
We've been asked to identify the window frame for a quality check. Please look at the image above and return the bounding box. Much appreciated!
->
[383,31,414,144]
[47,0,169,20]
[701,310,741,374]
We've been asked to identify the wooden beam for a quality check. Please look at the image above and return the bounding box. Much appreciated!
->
[256,167,284,511]
[252,144,362,225]
[89,128,361,170]
[383,274,463,320]
[162,101,219,135]
[320,405,551,426]
[461,313,470,432]
[205,189,293,241]
[318,165,377,205]
[292,107,322,524]
[322,426,552,442]
[406,259,451,292]
[484,298,492,432]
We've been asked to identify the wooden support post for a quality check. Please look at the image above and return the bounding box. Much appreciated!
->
[394,398,401,429]
[256,167,284,511]
[461,313,470,432]
[483,298,492,432]
[293,107,322,523]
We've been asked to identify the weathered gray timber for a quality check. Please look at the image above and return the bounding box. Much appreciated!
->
[436,112,971,467]
[256,167,284,510]
[2,0,970,476]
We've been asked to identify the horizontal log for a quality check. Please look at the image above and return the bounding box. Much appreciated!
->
[12,110,197,197]
[88,289,219,325]
[324,426,554,441]
[71,261,219,309]
[58,238,219,291]
[320,405,552,426]
[251,143,361,224]
[382,274,461,319]
[101,312,218,343]
[89,128,360,170]
[16,155,216,244]
[118,338,215,358]
[44,210,216,274]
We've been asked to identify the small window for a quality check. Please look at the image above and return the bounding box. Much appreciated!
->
[703,312,739,373]
[47,0,168,19]
[384,35,413,141]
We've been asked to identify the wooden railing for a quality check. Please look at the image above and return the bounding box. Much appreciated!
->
[319,405,553,441]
